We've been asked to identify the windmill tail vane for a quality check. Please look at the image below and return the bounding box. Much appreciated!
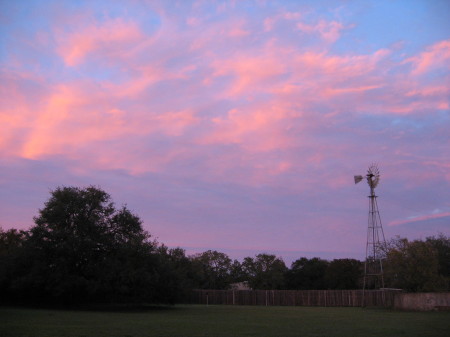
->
[354,175,364,184]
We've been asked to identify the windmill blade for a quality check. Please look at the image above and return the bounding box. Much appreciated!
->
[354,175,364,184]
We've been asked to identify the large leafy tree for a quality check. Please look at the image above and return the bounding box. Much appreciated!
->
[157,246,198,300]
[286,257,329,290]
[426,234,450,287]
[0,228,26,255]
[0,228,27,301]
[384,236,448,292]
[242,254,287,289]
[190,250,233,289]
[19,186,170,304]
[229,259,246,284]
[324,259,362,289]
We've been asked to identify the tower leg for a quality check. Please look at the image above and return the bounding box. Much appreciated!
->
[362,189,387,307]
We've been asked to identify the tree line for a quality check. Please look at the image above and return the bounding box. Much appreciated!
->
[1,186,449,306]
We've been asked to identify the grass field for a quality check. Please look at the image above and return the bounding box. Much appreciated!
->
[1,305,449,337]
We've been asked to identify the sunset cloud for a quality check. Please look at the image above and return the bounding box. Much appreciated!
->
[405,39,450,75]
[297,20,345,43]
[389,211,450,227]
[56,18,144,66]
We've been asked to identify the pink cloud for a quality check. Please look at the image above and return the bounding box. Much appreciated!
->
[297,20,345,43]
[211,53,287,96]
[84,145,193,176]
[4,74,200,169]
[423,161,450,182]
[56,18,144,66]
[227,19,250,37]
[372,78,450,115]
[185,17,257,57]
[292,49,390,78]
[186,17,201,27]
[405,85,449,97]
[199,101,295,153]
[324,85,382,96]
[20,83,115,159]
[264,11,302,32]
[0,71,49,157]
[101,66,166,98]
[2,6,449,190]
[155,109,199,136]
[3,34,443,188]
[260,44,448,117]
[389,211,450,227]
[405,39,450,75]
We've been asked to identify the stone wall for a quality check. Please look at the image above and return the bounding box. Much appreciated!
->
[393,292,450,311]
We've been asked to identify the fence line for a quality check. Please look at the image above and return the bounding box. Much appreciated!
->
[188,289,400,307]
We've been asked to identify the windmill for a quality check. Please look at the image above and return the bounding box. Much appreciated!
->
[354,164,387,306]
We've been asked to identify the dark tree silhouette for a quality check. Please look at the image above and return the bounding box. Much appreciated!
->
[242,254,287,289]
[286,257,329,290]
[324,259,362,289]
[7,186,176,305]
[190,250,233,289]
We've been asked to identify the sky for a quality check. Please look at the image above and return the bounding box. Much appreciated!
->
[1,0,449,265]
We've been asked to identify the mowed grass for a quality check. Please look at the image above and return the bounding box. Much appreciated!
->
[1,305,449,337]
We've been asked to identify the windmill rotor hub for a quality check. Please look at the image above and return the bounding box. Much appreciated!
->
[366,164,380,189]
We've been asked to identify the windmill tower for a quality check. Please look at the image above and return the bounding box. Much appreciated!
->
[354,164,387,306]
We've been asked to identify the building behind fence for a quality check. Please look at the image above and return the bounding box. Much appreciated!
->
[188,289,400,307]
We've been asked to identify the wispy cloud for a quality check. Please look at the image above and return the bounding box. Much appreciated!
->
[389,211,450,227]
[56,18,145,67]
[405,39,450,75]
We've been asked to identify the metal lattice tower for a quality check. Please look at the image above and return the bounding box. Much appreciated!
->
[354,164,387,306]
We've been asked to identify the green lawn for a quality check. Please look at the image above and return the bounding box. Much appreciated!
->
[1,305,449,337]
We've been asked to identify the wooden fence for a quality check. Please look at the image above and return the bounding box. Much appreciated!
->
[188,289,400,307]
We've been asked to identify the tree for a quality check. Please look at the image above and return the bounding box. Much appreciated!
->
[190,250,233,289]
[242,254,287,289]
[229,259,246,284]
[0,228,28,301]
[157,245,198,301]
[0,228,26,255]
[426,233,450,288]
[324,259,362,289]
[286,257,329,290]
[17,186,173,304]
[384,236,447,292]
